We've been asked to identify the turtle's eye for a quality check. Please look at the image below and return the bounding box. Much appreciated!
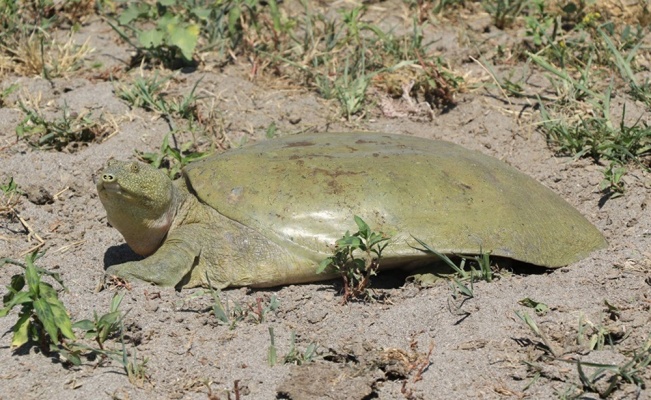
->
[130,162,140,173]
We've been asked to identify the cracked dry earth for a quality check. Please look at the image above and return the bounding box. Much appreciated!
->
[1,4,651,400]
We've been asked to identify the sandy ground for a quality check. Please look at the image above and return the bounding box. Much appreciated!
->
[1,4,651,400]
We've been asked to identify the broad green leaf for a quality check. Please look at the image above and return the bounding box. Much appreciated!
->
[25,261,40,295]
[56,345,82,366]
[110,293,124,313]
[158,0,176,6]
[169,24,199,60]
[98,310,122,326]
[83,331,98,340]
[138,29,164,49]
[33,298,59,344]
[368,233,388,248]
[159,12,177,30]
[48,300,75,340]
[0,291,33,316]
[38,282,58,300]
[118,4,145,25]
[337,234,361,248]
[11,312,31,348]
[353,215,370,236]
[72,319,95,331]
[192,7,211,21]
[316,258,332,274]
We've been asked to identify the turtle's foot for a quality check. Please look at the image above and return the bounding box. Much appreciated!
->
[105,258,192,288]
[104,261,143,287]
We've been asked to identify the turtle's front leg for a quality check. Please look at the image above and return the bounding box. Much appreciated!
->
[105,226,201,288]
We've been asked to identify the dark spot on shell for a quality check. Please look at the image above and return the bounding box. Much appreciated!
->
[373,153,379,157]
[289,153,334,160]
[311,168,360,178]
[327,180,342,194]
[284,140,315,148]
[355,139,376,144]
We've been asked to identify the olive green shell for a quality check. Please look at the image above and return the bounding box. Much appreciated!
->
[183,133,606,267]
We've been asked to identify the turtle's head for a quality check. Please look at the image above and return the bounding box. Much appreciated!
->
[97,160,179,256]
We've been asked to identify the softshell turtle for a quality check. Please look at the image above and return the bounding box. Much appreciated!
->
[97,132,606,289]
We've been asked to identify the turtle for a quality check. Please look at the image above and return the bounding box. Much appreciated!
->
[97,132,607,289]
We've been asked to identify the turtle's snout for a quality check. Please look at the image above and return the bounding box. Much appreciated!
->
[102,173,116,183]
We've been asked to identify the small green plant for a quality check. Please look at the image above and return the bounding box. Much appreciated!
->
[412,237,495,292]
[283,331,318,365]
[558,337,651,398]
[267,328,318,367]
[72,293,127,351]
[483,0,528,30]
[1,254,152,380]
[515,310,560,357]
[118,75,208,171]
[412,237,496,316]
[206,277,279,328]
[599,26,651,107]
[334,55,371,120]
[406,0,464,21]
[576,301,628,352]
[116,74,202,122]
[520,301,646,398]
[0,83,18,106]
[532,35,651,198]
[0,252,75,351]
[578,316,612,352]
[317,216,390,303]
[15,101,110,151]
[109,0,200,66]
[599,162,626,198]
[116,73,171,112]
[137,132,209,179]
[1,176,20,195]
[120,340,150,387]
[524,0,558,48]
[540,100,651,192]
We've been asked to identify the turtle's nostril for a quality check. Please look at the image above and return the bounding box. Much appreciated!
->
[103,173,115,182]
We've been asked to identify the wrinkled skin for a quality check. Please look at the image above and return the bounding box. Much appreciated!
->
[97,133,607,289]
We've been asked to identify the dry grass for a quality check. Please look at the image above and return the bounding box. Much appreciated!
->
[0,191,19,220]
[2,31,94,78]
